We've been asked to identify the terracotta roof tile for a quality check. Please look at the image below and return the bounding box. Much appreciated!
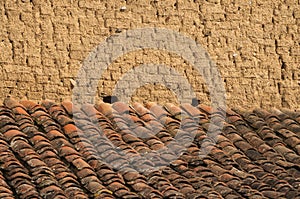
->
[0,98,300,198]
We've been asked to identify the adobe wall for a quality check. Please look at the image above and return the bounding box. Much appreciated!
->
[0,0,299,109]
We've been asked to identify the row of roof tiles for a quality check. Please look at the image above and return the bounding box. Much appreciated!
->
[0,98,299,198]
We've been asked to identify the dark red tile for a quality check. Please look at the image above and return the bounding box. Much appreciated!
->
[145,102,169,119]
[3,129,27,141]
[112,102,131,114]
[14,107,30,116]
[72,158,91,170]
[39,185,66,198]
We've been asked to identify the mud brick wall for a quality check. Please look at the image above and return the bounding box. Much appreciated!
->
[0,0,299,109]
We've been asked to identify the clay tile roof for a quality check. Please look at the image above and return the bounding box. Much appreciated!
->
[0,98,299,198]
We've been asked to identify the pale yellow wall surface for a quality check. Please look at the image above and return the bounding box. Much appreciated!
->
[0,0,299,108]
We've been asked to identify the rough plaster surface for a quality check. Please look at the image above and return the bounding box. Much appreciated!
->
[0,0,299,109]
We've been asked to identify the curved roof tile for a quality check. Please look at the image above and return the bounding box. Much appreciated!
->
[0,98,299,198]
